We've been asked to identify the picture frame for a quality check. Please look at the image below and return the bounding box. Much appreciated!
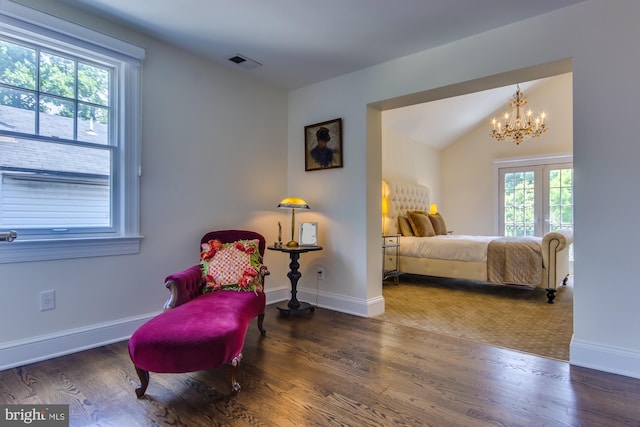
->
[299,222,318,246]
[304,118,343,171]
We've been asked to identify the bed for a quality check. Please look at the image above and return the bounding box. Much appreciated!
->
[382,179,573,303]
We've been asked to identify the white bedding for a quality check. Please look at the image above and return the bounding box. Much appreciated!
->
[383,179,572,297]
[399,235,541,263]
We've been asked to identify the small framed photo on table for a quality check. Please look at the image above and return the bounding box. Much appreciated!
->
[304,118,343,171]
[299,222,318,246]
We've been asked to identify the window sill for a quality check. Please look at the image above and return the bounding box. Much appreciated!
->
[0,236,143,263]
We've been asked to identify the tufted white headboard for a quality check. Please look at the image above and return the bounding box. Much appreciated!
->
[382,179,430,235]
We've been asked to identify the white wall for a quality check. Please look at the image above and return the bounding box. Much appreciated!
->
[288,1,640,379]
[441,73,573,235]
[4,0,640,381]
[381,127,441,204]
[0,0,290,368]
[381,72,572,236]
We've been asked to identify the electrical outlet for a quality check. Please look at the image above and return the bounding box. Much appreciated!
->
[40,290,55,311]
[317,267,325,280]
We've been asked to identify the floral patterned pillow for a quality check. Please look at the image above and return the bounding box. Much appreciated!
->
[200,239,266,293]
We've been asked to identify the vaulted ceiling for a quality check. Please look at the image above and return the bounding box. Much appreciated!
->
[382,77,554,149]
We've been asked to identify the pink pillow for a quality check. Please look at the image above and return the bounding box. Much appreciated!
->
[200,239,265,293]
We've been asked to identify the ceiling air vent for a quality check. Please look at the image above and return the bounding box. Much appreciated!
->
[227,54,262,69]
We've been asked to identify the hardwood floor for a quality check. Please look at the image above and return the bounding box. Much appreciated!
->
[1,304,639,426]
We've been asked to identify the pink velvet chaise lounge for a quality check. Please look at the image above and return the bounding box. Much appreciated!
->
[128,230,268,397]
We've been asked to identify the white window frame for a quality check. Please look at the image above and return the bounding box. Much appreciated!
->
[0,0,144,263]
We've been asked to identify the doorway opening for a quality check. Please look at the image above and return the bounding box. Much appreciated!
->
[375,61,574,360]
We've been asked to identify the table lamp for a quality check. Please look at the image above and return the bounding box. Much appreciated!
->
[381,196,389,234]
[278,197,310,247]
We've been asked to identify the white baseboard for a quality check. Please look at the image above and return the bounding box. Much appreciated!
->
[6,290,637,382]
[570,338,640,380]
[0,312,157,371]
[265,287,290,305]
[268,285,385,317]
[296,288,385,317]
[0,287,312,371]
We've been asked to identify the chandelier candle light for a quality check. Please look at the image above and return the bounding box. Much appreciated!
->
[278,197,310,247]
[490,85,548,145]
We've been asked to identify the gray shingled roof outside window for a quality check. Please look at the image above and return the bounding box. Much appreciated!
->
[0,105,109,176]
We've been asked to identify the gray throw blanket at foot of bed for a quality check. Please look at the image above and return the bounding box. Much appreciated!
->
[487,237,542,285]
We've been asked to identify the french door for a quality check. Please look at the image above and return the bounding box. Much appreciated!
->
[498,162,573,237]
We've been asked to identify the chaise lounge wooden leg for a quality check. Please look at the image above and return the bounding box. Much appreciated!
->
[546,289,556,304]
[134,366,150,398]
[229,353,243,393]
[257,312,266,336]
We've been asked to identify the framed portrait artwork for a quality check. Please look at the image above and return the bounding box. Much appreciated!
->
[304,118,343,171]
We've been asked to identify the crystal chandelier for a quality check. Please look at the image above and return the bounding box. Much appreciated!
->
[490,85,547,145]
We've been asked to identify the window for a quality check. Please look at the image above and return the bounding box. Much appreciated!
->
[0,1,144,263]
[497,157,574,237]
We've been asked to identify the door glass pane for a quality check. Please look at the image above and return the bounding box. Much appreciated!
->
[548,168,574,231]
[503,171,535,237]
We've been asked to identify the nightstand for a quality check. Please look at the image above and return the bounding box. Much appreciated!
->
[267,245,323,316]
[382,234,402,285]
